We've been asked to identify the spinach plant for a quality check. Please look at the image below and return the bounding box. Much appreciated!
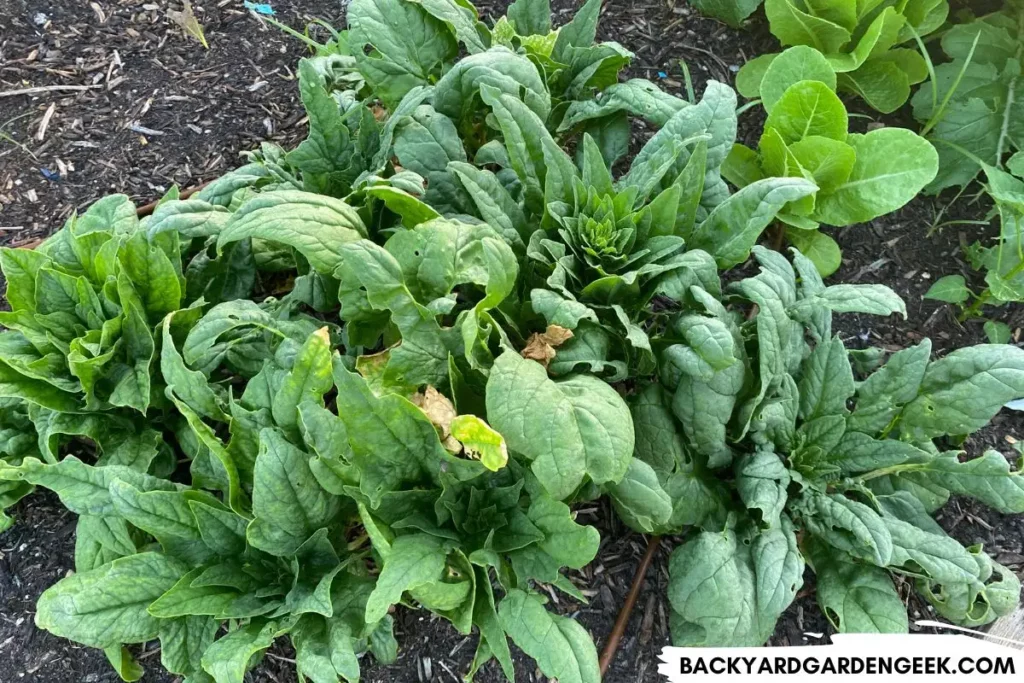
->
[724,46,938,276]
[608,247,1024,642]
[733,0,945,113]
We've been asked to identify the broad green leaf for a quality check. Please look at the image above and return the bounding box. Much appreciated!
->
[689,0,762,28]
[848,340,931,434]
[554,0,600,50]
[923,274,971,304]
[608,459,673,533]
[687,177,818,268]
[786,228,841,277]
[414,0,486,53]
[759,46,838,113]
[119,230,183,321]
[788,136,855,193]
[286,528,344,617]
[170,396,247,515]
[883,515,981,585]
[365,533,447,623]
[190,499,248,557]
[810,542,908,633]
[391,105,470,215]
[271,327,333,434]
[109,480,204,545]
[765,80,848,144]
[1,456,178,516]
[217,191,367,275]
[147,198,231,240]
[247,428,341,556]
[470,568,514,681]
[668,521,803,646]
[333,361,480,506]
[75,515,136,571]
[449,162,530,249]
[201,621,280,683]
[900,345,1024,440]
[630,383,687,475]
[799,491,892,566]
[798,336,854,420]
[506,0,550,35]
[486,351,634,500]
[839,61,910,114]
[76,193,139,235]
[36,552,187,649]
[721,143,765,190]
[148,567,244,619]
[434,47,550,125]
[813,128,938,227]
[479,84,557,217]
[498,589,600,683]
[827,432,931,474]
[735,450,789,528]
[0,357,80,412]
[348,0,456,107]
[799,283,906,317]
[161,312,227,422]
[105,645,144,682]
[735,53,778,99]
[764,0,852,54]
[0,247,50,312]
[629,81,737,209]
[984,320,1012,344]
[915,450,1024,514]
[160,616,218,676]
[559,79,689,132]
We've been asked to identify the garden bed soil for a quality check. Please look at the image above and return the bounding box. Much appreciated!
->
[1,1,1022,682]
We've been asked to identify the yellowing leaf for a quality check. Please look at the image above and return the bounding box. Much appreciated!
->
[167,1,208,49]
[449,415,508,472]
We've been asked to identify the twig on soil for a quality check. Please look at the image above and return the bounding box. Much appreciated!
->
[0,226,26,231]
[600,535,661,676]
[35,102,56,141]
[0,84,102,99]
[265,652,296,664]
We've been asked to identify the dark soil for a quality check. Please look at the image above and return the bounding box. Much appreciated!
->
[0,0,1021,682]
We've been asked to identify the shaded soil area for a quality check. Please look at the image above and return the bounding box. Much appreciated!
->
[0,0,1021,682]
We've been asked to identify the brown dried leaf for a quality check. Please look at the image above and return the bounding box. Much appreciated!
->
[521,325,574,368]
[411,386,461,453]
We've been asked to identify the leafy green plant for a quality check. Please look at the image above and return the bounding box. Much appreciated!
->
[924,159,1024,328]
[608,246,1024,642]
[732,0,945,113]
[724,46,939,276]
[911,5,1024,193]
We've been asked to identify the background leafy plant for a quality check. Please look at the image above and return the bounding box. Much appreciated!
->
[911,4,1024,193]
[724,46,938,276]
[924,158,1024,328]
[732,0,945,113]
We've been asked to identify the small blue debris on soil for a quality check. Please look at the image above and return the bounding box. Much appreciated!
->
[657,71,667,79]
[40,168,60,181]
[244,1,275,15]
